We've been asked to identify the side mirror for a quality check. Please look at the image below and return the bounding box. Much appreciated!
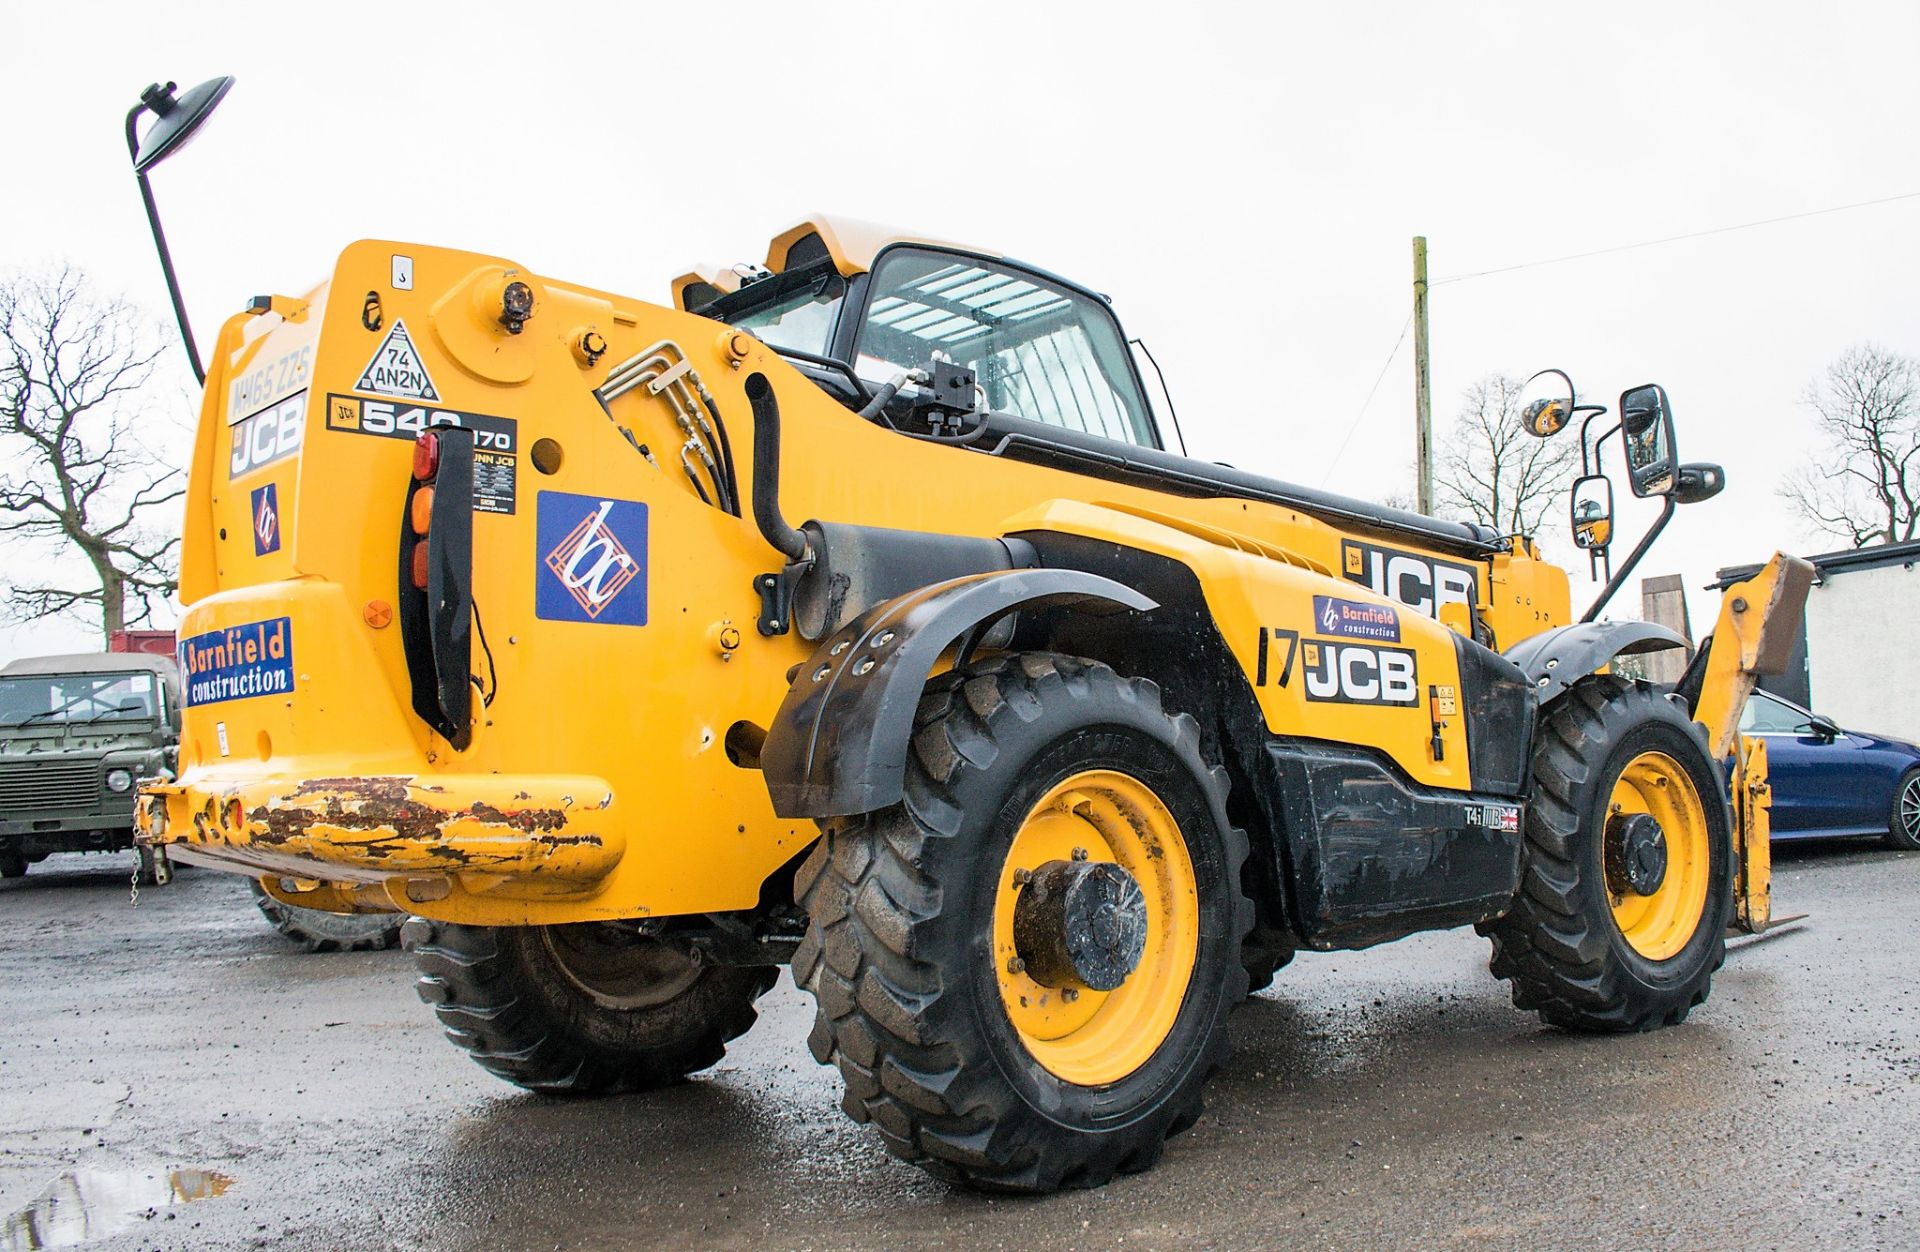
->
[1570,474,1614,550]
[1803,714,1841,741]
[1619,383,1679,498]
[130,77,234,173]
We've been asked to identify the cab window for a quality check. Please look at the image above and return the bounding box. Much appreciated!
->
[1738,691,1809,734]
[855,248,1155,447]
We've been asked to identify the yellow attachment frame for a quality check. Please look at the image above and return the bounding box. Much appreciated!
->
[1729,735,1772,933]
[1693,553,1816,760]
[1691,551,1810,935]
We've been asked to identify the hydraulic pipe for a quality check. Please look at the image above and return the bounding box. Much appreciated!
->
[745,373,811,562]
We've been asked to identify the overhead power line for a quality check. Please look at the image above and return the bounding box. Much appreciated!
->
[1432,189,1920,286]
[1321,313,1413,486]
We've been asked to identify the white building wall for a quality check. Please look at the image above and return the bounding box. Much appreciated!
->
[1805,561,1920,740]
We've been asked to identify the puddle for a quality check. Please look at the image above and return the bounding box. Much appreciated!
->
[3,1167,233,1250]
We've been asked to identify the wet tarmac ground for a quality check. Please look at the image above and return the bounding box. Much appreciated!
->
[1,843,1916,1251]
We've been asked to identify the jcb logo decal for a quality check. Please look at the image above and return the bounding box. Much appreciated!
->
[1254,629,1417,706]
[1340,540,1476,620]
[1302,641,1419,707]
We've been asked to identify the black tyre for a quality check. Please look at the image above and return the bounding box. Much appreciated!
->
[795,653,1250,1192]
[1241,927,1296,995]
[0,852,25,879]
[1887,768,1920,851]
[403,917,777,1094]
[249,881,404,953]
[1483,676,1733,1032]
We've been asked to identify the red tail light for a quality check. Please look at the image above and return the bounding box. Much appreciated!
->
[410,540,430,589]
[412,430,441,481]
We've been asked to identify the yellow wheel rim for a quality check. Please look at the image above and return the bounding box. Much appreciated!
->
[992,769,1199,1086]
[1607,751,1710,961]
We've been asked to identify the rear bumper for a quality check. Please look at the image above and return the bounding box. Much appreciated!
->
[140,770,623,887]
[144,577,625,895]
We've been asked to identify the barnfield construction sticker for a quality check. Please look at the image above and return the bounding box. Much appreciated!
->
[355,319,440,401]
[178,618,294,707]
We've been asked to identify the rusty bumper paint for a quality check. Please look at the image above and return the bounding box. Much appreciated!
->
[138,771,625,891]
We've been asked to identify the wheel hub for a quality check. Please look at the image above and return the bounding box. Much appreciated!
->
[1012,858,1148,992]
[1606,812,1668,897]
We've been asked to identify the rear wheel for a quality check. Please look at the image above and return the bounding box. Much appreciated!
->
[249,881,404,953]
[1886,769,1920,851]
[403,918,776,1094]
[1484,676,1733,1031]
[0,852,25,879]
[795,653,1249,1191]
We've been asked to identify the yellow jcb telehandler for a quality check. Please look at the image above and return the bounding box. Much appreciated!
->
[127,78,1808,1191]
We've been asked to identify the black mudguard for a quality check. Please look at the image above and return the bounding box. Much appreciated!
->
[760,568,1155,818]
[1503,620,1688,704]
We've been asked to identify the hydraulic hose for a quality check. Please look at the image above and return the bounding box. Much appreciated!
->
[745,373,811,563]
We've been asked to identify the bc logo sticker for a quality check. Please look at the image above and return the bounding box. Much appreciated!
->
[178,617,294,707]
[1312,595,1399,642]
[536,492,647,626]
[250,483,281,556]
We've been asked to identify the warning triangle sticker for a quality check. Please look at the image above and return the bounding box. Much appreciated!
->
[354,319,440,401]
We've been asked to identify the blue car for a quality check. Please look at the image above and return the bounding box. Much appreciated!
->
[1737,689,1920,849]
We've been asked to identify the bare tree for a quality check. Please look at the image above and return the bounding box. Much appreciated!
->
[1435,373,1579,536]
[0,268,185,641]
[1780,344,1920,548]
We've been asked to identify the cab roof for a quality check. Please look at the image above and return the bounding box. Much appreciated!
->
[2,652,178,678]
[671,214,1000,311]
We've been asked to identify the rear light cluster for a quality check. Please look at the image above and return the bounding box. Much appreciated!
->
[408,431,440,590]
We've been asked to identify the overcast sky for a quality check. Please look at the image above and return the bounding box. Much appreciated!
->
[3,2,1916,661]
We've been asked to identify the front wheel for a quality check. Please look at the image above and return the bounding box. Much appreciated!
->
[1484,676,1733,1032]
[796,653,1250,1191]
[0,852,25,879]
[1887,768,1920,851]
[403,918,776,1094]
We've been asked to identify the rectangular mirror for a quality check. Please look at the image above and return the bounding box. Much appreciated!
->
[1619,383,1678,497]
[1570,473,1614,550]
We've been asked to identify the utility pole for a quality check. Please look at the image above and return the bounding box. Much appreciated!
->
[1412,236,1433,514]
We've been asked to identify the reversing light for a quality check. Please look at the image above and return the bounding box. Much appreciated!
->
[412,430,441,480]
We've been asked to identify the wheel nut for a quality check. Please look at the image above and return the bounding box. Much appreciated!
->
[1062,987,1079,1003]
[1007,956,1026,975]
[1071,846,1089,861]
[1011,867,1032,887]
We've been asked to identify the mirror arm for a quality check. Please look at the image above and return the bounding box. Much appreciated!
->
[1580,494,1676,623]
[125,103,204,385]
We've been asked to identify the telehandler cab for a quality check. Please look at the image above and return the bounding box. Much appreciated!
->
[129,77,1809,1192]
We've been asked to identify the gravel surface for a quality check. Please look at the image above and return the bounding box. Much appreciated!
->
[1,840,1914,1250]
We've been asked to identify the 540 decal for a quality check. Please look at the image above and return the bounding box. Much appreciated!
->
[326,394,516,451]
[325,394,519,515]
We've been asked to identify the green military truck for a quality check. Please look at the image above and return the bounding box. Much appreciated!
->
[0,652,178,880]
[1,648,401,949]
